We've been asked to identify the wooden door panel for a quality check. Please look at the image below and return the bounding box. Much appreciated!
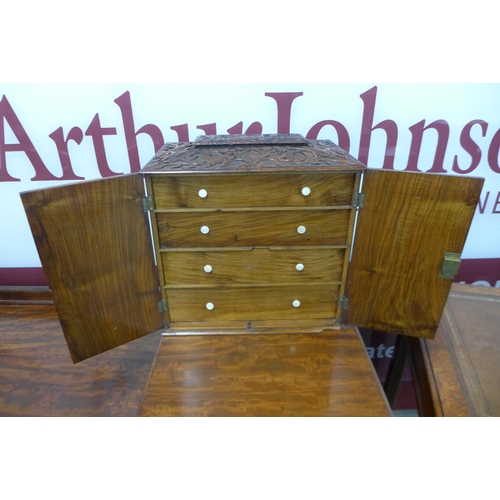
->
[344,169,483,339]
[21,174,163,362]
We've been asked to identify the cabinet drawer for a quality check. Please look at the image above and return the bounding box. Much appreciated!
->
[166,285,340,322]
[157,209,350,248]
[151,173,356,208]
[162,248,345,285]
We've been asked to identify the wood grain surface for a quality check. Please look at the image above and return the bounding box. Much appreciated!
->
[417,335,469,417]
[0,304,161,416]
[21,174,163,362]
[166,285,339,323]
[156,209,351,248]
[164,319,341,334]
[0,286,53,305]
[0,297,390,417]
[139,330,391,417]
[161,247,345,285]
[151,173,356,208]
[344,170,483,338]
[423,284,500,416]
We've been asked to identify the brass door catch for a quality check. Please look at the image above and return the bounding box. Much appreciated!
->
[439,252,461,279]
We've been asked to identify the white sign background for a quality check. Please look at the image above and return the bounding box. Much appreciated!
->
[1,83,499,268]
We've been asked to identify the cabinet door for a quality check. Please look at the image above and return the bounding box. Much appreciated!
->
[344,169,483,339]
[21,174,163,363]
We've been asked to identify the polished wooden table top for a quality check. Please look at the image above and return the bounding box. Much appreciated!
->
[0,297,391,417]
[0,302,161,417]
[139,330,391,417]
[416,284,500,417]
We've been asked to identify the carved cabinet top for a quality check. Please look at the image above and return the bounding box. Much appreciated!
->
[142,134,366,174]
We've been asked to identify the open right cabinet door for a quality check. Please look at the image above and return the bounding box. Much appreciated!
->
[343,169,484,339]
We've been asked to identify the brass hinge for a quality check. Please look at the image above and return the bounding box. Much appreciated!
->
[141,196,155,212]
[439,252,461,279]
[339,296,349,310]
[353,192,365,208]
[157,299,167,313]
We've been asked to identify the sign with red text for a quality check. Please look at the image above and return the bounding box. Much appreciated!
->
[1,84,499,286]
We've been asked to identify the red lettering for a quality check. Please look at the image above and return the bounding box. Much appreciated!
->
[452,120,488,174]
[493,192,500,214]
[197,123,217,135]
[406,119,449,173]
[48,127,85,180]
[227,121,263,135]
[358,86,398,169]
[487,127,500,173]
[265,92,303,134]
[84,114,119,178]
[114,91,164,173]
[306,120,350,152]
[0,95,59,182]
[170,124,189,142]
[477,191,489,214]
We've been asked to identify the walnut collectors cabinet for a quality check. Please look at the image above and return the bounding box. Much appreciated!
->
[21,134,484,363]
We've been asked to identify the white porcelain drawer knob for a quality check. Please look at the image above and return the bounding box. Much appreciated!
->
[292,300,301,308]
[200,225,210,234]
[296,263,304,271]
[198,189,208,198]
[297,225,306,234]
[206,302,214,310]
[301,187,311,196]
[204,265,213,273]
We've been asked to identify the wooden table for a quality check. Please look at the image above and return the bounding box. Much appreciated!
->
[409,284,500,417]
[0,301,161,417]
[139,330,391,417]
[0,288,391,417]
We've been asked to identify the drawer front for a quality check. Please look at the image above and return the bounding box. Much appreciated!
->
[157,210,350,248]
[167,286,339,322]
[151,173,356,208]
[162,248,345,285]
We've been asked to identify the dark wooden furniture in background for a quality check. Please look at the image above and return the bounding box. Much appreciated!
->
[409,283,500,417]
[0,288,161,417]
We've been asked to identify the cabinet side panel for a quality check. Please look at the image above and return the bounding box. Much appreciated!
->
[21,175,162,362]
[344,170,483,339]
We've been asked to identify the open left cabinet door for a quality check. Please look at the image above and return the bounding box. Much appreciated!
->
[21,174,163,363]
[343,169,484,339]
